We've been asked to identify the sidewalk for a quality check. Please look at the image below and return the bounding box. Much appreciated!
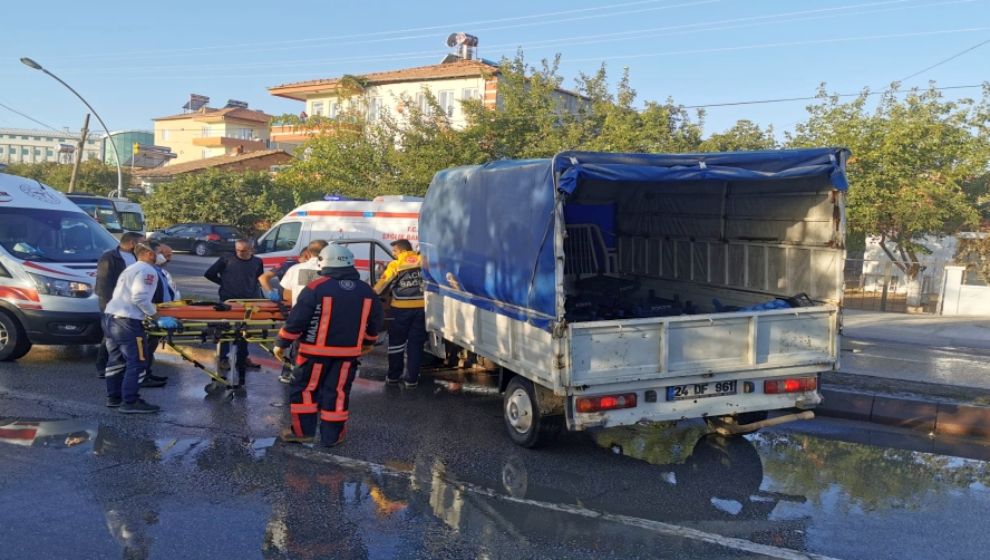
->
[818,309,990,438]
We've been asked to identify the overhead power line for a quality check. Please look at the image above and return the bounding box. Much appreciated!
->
[0,100,58,131]
[566,25,990,63]
[55,0,716,62]
[682,84,984,109]
[71,0,954,76]
[899,37,990,81]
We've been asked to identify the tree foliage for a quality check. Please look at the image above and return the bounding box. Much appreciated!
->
[700,119,777,152]
[4,160,132,195]
[788,84,990,277]
[142,170,292,234]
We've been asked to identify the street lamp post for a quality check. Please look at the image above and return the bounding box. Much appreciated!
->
[20,57,124,198]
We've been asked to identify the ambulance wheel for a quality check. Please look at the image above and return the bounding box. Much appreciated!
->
[193,242,209,257]
[0,312,32,361]
[503,376,562,448]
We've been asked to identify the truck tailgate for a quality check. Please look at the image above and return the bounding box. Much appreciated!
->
[567,306,837,387]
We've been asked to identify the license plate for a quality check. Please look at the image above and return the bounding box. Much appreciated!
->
[666,380,737,401]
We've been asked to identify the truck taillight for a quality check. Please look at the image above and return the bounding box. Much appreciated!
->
[575,393,637,413]
[764,377,817,394]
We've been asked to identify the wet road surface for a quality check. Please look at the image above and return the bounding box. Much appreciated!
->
[840,338,990,391]
[2,345,989,560]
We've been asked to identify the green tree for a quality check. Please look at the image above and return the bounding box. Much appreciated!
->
[788,83,990,305]
[700,119,777,152]
[572,65,703,153]
[4,160,132,195]
[142,170,292,235]
[460,52,577,160]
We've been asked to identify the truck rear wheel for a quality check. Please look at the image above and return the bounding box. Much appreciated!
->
[0,312,32,361]
[503,376,562,448]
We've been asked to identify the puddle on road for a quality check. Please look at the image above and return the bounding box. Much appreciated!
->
[0,418,277,464]
[0,419,98,452]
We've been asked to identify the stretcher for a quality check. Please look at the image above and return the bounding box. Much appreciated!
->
[144,299,290,391]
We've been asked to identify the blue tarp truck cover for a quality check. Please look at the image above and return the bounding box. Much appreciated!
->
[418,148,850,331]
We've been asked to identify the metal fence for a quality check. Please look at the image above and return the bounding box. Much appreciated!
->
[843,258,947,313]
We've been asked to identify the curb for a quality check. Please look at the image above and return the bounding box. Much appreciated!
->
[817,388,990,438]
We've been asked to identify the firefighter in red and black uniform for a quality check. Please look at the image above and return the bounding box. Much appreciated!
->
[274,244,383,447]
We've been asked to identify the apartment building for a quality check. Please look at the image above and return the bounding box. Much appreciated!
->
[153,105,273,165]
[267,35,586,146]
[0,127,102,165]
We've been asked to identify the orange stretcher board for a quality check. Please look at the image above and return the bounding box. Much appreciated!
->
[156,299,289,321]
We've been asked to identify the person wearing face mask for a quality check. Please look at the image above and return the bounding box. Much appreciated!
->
[141,243,180,388]
[104,243,177,414]
[95,232,146,380]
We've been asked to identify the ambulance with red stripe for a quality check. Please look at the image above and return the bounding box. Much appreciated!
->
[0,173,115,360]
[255,195,422,285]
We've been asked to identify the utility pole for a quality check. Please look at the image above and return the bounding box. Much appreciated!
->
[68,113,90,193]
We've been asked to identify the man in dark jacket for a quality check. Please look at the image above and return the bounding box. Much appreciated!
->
[94,232,145,379]
[204,239,265,381]
[274,244,383,448]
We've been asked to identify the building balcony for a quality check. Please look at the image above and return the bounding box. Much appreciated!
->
[270,122,362,145]
[270,124,321,145]
[192,136,268,150]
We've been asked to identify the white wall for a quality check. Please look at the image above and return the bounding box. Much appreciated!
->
[939,266,990,316]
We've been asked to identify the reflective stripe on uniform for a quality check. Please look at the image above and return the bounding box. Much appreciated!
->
[334,361,352,417]
[278,328,301,341]
[320,410,349,422]
[302,362,324,405]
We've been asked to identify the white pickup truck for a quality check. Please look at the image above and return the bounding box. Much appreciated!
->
[419,149,847,447]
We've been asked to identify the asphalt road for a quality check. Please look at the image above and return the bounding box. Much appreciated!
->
[166,254,224,300]
[2,343,990,560]
[3,260,989,558]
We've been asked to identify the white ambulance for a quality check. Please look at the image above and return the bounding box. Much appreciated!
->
[255,195,422,285]
[0,173,114,360]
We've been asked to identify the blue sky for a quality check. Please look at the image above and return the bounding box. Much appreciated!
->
[1,0,987,139]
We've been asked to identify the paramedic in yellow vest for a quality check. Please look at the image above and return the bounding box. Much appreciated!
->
[373,239,426,388]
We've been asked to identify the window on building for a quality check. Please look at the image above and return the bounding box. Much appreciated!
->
[33,136,41,141]
[46,148,54,157]
[202,149,209,159]
[21,136,28,140]
[416,93,431,116]
[34,148,42,155]
[368,97,381,122]
[438,90,455,117]
[21,147,29,155]
[312,101,325,117]
[329,102,339,119]
[462,88,479,101]
[202,126,210,137]
[162,129,170,141]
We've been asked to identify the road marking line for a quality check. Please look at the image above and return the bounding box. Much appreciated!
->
[283,447,842,560]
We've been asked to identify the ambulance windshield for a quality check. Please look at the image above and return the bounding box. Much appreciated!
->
[0,208,119,262]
